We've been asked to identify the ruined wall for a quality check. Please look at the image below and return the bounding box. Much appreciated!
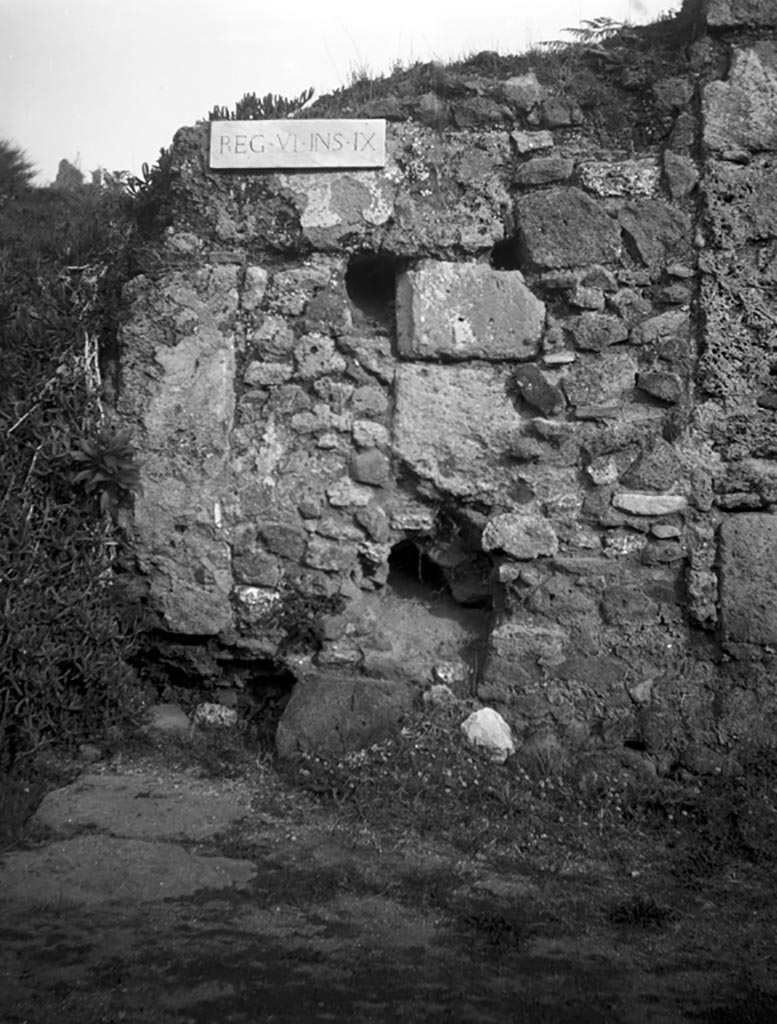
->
[116,0,777,762]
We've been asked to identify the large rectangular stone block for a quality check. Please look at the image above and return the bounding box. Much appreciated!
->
[394,364,524,501]
[515,187,621,269]
[396,261,544,361]
[703,44,777,154]
[720,514,777,645]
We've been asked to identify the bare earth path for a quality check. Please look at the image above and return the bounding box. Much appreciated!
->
[1,753,775,1024]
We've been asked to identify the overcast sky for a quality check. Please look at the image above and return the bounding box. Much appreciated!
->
[2,0,679,185]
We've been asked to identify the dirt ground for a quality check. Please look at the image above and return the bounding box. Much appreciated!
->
[1,745,776,1024]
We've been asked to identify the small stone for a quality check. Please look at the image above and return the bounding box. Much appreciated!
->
[243,361,293,386]
[502,74,543,110]
[461,708,515,764]
[511,365,565,416]
[293,333,346,380]
[482,513,558,559]
[621,439,681,491]
[257,522,307,560]
[142,703,190,736]
[629,309,690,346]
[641,540,685,564]
[354,505,390,543]
[539,96,582,127]
[192,703,239,728]
[568,285,605,310]
[242,266,269,311]
[515,156,574,186]
[350,448,390,486]
[432,660,470,689]
[586,455,620,486]
[298,497,322,519]
[423,683,459,708]
[637,370,683,403]
[78,743,102,763]
[352,386,389,417]
[568,312,629,351]
[663,151,699,200]
[542,351,576,366]
[510,129,554,153]
[651,523,681,538]
[612,493,687,515]
[352,419,389,449]
[581,266,618,292]
[304,537,358,572]
[326,478,373,508]
[574,405,621,420]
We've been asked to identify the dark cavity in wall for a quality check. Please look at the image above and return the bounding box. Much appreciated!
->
[490,235,522,271]
[241,658,297,749]
[346,251,403,330]
[388,540,449,597]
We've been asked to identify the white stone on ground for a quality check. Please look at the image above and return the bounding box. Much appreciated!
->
[461,708,516,764]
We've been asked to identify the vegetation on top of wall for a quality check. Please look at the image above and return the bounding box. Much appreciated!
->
[297,2,700,149]
[0,152,150,774]
[208,88,315,122]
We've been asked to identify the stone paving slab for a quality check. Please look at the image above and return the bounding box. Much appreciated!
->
[0,834,256,905]
[31,769,252,840]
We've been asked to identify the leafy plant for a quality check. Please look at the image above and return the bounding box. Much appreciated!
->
[538,17,633,53]
[208,88,315,122]
[0,178,144,772]
[72,425,143,512]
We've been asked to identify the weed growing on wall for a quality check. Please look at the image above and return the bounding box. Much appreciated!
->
[0,172,146,772]
[208,88,315,122]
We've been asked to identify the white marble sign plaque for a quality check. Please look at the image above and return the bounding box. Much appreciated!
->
[209,119,386,170]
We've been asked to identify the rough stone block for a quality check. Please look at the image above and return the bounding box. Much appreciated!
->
[720,514,777,645]
[118,268,238,635]
[511,365,565,415]
[276,170,395,250]
[510,129,554,153]
[396,261,544,361]
[703,43,777,153]
[568,313,628,351]
[350,448,390,486]
[481,513,558,559]
[637,370,683,403]
[515,156,574,186]
[561,351,638,408]
[707,0,777,27]
[502,73,543,109]
[484,620,569,692]
[578,159,660,198]
[618,201,693,269]
[304,537,359,572]
[293,334,347,379]
[663,152,699,199]
[276,674,414,758]
[393,364,524,501]
[629,309,690,347]
[612,493,687,515]
[516,188,621,268]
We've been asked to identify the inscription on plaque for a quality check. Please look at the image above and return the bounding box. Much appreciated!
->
[209,119,386,170]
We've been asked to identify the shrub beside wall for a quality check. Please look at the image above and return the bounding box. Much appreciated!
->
[0,185,144,770]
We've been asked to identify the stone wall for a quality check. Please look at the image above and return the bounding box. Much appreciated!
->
[115,0,777,762]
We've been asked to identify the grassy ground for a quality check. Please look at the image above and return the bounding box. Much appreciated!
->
[2,705,776,1022]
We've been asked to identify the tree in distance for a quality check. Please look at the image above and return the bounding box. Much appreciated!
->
[0,139,36,197]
